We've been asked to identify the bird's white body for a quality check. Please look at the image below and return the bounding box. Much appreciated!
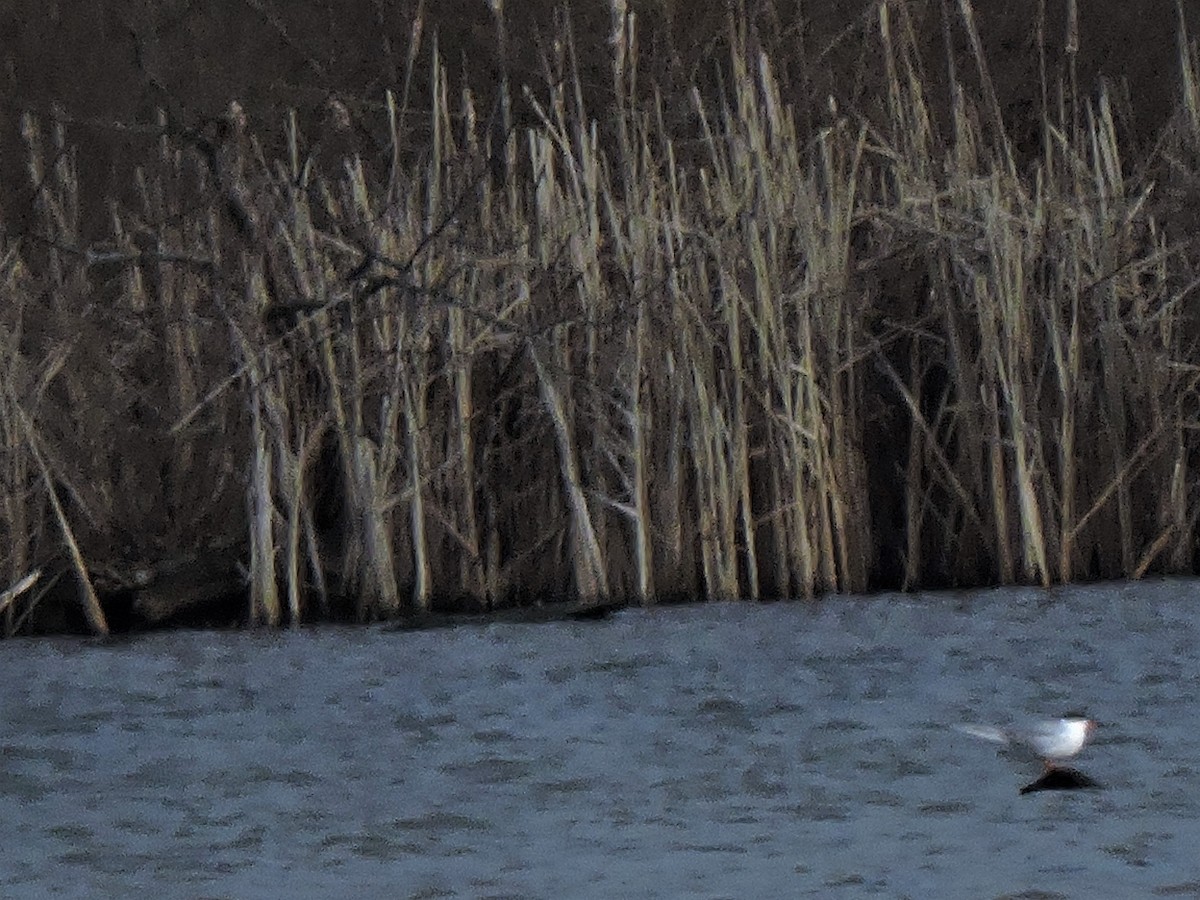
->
[957,717,1096,764]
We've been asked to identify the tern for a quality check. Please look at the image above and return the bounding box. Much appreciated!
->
[956,715,1097,770]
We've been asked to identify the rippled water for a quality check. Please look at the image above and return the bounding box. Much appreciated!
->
[2,579,1199,897]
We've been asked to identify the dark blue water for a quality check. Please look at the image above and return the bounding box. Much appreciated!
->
[2,579,1198,897]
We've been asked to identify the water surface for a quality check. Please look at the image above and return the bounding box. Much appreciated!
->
[2,580,1198,897]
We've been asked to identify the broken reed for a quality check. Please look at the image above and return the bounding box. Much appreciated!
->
[1,1,1199,632]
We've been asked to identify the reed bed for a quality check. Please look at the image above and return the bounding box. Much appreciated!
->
[1,1,1199,632]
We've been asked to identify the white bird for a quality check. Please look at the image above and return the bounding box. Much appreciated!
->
[956,716,1097,769]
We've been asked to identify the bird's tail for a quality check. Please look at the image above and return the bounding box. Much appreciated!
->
[954,723,1010,744]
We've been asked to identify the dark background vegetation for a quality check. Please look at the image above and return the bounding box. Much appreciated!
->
[2,1,1193,232]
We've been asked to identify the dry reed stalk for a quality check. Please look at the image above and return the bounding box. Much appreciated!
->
[629,299,654,602]
[986,177,1050,585]
[956,0,1015,176]
[821,132,872,593]
[665,149,740,599]
[691,346,740,600]
[448,300,486,600]
[589,205,655,601]
[7,116,110,633]
[246,363,281,626]
[598,87,657,603]
[656,221,689,593]
[1090,120,1135,575]
[1168,446,1192,572]
[927,260,991,581]
[0,301,34,634]
[231,260,283,627]
[402,376,431,610]
[528,338,608,601]
[283,425,305,624]
[902,350,924,590]
[0,570,40,619]
[358,433,402,615]
[14,402,108,635]
[301,168,405,620]
[258,349,330,625]
[880,0,936,179]
[1044,224,1082,582]
[1183,9,1200,143]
